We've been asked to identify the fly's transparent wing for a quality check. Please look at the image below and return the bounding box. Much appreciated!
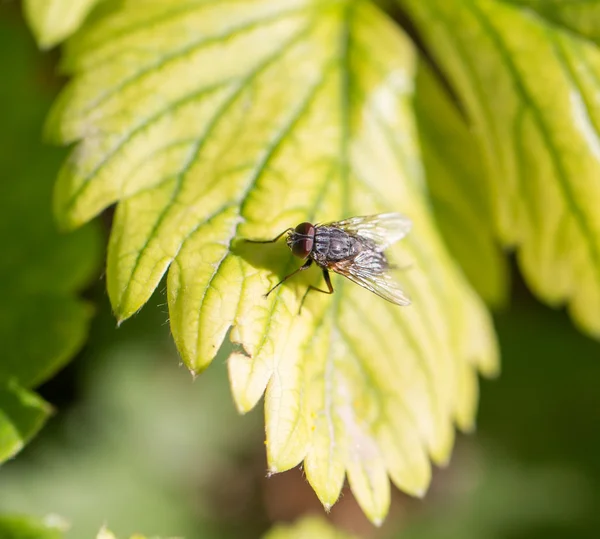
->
[326,213,412,251]
[331,251,411,306]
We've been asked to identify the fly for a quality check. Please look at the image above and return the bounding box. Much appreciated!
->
[244,213,412,306]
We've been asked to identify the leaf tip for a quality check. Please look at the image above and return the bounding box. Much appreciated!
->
[434,454,451,469]
[478,359,501,381]
[52,209,80,234]
[266,465,280,477]
[459,418,477,434]
[111,299,141,328]
[371,516,384,528]
[413,486,427,499]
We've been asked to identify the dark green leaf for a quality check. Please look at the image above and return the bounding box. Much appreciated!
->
[415,61,508,307]
[0,514,66,539]
[0,14,102,463]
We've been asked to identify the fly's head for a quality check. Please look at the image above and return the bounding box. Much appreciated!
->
[286,222,315,259]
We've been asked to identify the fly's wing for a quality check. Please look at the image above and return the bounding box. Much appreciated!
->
[331,251,411,306]
[326,213,412,252]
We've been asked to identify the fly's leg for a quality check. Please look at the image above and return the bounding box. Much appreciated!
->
[265,259,312,297]
[299,269,334,313]
[309,269,334,295]
[244,228,293,244]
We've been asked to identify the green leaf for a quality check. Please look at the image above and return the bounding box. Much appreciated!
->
[0,381,51,463]
[500,0,600,43]
[97,529,165,539]
[0,17,102,462]
[23,0,103,49]
[414,61,508,307]
[263,516,357,539]
[400,0,600,338]
[97,527,178,539]
[0,291,95,389]
[0,337,239,538]
[49,0,498,523]
[0,514,66,539]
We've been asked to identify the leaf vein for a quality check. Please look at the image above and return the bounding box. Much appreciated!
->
[466,0,600,274]
[116,23,317,311]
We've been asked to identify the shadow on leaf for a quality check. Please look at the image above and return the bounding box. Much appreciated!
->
[231,237,325,306]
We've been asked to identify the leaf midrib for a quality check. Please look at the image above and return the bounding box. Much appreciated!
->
[234,1,358,412]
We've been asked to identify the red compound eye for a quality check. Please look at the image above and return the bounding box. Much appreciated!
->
[294,222,314,236]
[290,222,315,258]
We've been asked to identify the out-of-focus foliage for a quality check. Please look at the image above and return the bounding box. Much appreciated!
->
[401,0,600,338]
[44,0,498,523]
[414,62,508,307]
[0,291,263,539]
[501,0,600,42]
[1,283,599,538]
[23,0,102,48]
[387,449,587,539]
[0,382,51,463]
[4,0,600,537]
[0,16,101,464]
[0,514,67,539]
[97,526,178,539]
[263,516,357,539]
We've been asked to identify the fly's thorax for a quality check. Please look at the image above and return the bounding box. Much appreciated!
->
[312,226,361,264]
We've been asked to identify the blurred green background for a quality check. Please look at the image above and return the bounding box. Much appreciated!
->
[1,4,599,539]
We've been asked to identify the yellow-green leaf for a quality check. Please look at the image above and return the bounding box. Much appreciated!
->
[263,516,357,539]
[97,528,176,539]
[500,0,600,43]
[49,0,498,523]
[401,0,600,338]
[414,61,508,307]
[0,381,52,463]
[24,0,103,49]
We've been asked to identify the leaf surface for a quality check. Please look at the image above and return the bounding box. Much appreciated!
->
[0,515,66,539]
[24,0,103,48]
[263,516,357,539]
[0,18,102,463]
[414,61,508,307]
[401,0,600,337]
[97,528,174,539]
[0,382,51,463]
[500,0,600,42]
[49,0,497,522]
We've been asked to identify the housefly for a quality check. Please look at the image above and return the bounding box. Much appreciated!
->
[245,213,412,306]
